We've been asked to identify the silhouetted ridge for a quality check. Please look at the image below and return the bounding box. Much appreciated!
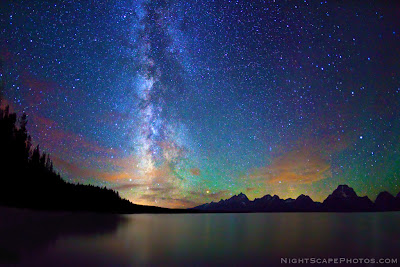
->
[323,185,373,211]
[0,103,171,213]
[293,194,319,211]
[375,191,397,211]
[259,194,273,201]
[237,192,249,200]
[331,185,358,198]
[193,185,400,212]
[202,193,251,211]
[396,192,400,208]
[296,194,313,203]
[229,193,250,203]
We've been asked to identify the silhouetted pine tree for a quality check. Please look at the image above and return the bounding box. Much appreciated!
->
[0,62,168,213]
[0,104,147,213]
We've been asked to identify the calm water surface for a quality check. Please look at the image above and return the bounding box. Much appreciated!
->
[1,211,400,266]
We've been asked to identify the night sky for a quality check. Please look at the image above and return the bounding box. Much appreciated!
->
[1,0,400,208]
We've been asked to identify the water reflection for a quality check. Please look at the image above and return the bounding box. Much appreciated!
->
[1,210,400,266]
[0,208,126,266]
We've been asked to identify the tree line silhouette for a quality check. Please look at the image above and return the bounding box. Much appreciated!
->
[0,91,169,213]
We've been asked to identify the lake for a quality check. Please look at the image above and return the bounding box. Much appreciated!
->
[1,209,399,266]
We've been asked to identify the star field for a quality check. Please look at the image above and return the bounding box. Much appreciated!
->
[1,0,400,208]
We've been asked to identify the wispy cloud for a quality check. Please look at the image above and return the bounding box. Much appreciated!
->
[32,115,117,157]
[113,183,150,190]
[248,147,331,184]
[0,98,14,112]
[22,74,65,107]
[189,168,201,176]
[52,156,133,182]
[190,189,230,200]
[137,194,200,208]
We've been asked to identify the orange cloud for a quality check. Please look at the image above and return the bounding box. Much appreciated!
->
[34,115,58,128]
[0,98,14,112]
[32,115,117,157]
[249,148,331,184]
[158,197,199,208]
[22,74,65,105]
[52,156,99,178]
[190,168,201,176]
[189,189,230,200]
[113,183,150,190]
[136,194,200,208]
[52,156,133,182]
[1,45,13,63]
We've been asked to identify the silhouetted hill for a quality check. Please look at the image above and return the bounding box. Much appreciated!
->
[193,185,400,212]
[194,192,320,212]
[252,194,273,210]
[293,194,320,211]
[253,195,287,211]
[375,191,397,211]
[397,192,400,209]
[221,192,251,211]
[322,185,373,211]
[0,103,181,214]
[195,193,250,211]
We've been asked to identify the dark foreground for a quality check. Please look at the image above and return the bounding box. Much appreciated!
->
[1,207,399,267]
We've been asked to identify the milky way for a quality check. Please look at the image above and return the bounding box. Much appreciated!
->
[131,0,198,205]
[1,0,400,208]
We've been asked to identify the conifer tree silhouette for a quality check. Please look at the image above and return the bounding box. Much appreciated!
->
[0,60,169,213]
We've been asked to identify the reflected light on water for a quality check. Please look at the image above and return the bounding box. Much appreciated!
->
[2,212,400,266]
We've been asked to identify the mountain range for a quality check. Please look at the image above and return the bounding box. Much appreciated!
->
[193,185,400,212]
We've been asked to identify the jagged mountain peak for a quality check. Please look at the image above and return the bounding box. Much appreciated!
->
[331,184,358,199]
[230,192,249,201]
[271,195,280,200]
[375,191,397,210]
[193,184,400,212]
[257,194,272,201]
[238,192,247,198]
[296,194,313,202]
[322,185,374,211]
[376,191,395,200]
